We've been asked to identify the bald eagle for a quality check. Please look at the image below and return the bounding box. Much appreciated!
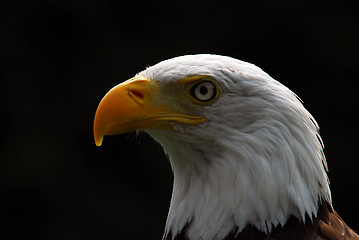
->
[93,54,358,240]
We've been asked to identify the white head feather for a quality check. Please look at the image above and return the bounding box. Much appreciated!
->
[140,54,331,240]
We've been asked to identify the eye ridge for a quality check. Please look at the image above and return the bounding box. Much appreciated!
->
[190,81,217,102]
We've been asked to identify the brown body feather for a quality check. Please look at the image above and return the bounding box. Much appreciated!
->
[164,201,359,240]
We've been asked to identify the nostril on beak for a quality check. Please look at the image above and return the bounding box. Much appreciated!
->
[129,90,143,99]
[128,90,145,106]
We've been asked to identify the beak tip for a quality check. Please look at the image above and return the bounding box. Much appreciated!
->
[94,125,104,146]
[95,137,103,146]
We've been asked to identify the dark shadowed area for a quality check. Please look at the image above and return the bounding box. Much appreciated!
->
[1,0,358,239]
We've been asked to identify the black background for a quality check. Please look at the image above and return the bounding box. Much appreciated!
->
[1,0,358,239]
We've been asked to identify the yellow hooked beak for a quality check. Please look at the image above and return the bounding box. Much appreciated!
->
[93,76,205,146]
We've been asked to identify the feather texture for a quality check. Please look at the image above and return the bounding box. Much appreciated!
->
[135,54,357,240]
[164,201,359,240]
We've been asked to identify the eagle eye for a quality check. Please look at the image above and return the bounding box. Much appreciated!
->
[190,81,217,102]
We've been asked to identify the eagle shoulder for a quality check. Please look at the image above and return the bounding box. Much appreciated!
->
[164,201,359,240]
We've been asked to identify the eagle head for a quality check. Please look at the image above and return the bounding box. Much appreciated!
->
[94,54,331,240]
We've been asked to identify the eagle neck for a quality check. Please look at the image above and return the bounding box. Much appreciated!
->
[146,119,331,240]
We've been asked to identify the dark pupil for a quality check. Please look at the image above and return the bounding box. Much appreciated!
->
[199,86,208,95]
